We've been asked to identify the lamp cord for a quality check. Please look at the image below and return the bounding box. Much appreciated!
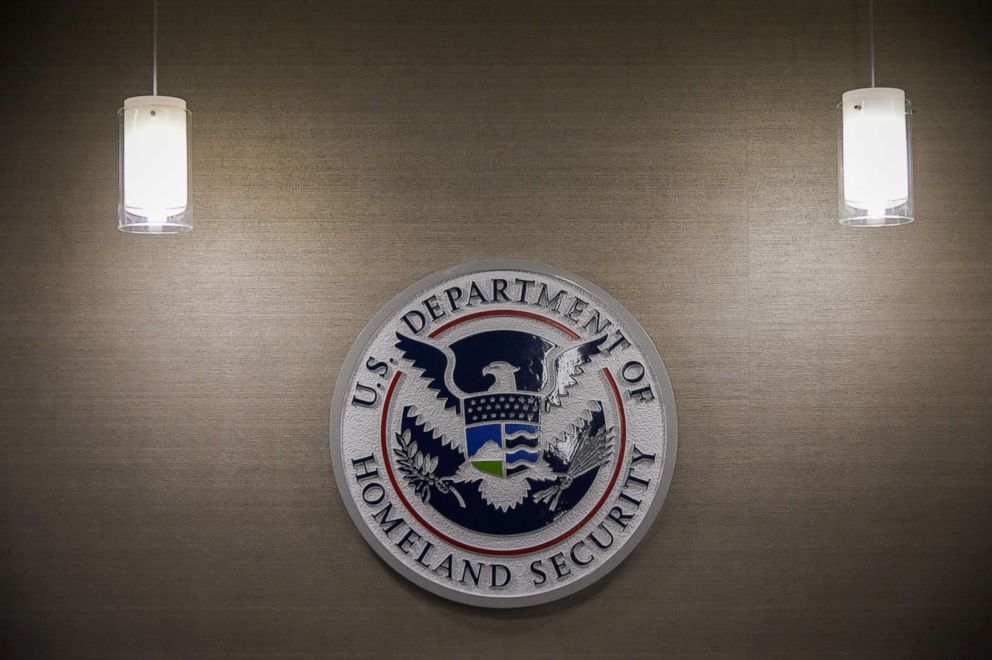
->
[152,0,158,96]
[868,0,875,87]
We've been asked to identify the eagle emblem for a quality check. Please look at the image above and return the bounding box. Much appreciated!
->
[393,329,615,530]
[330,261,677,607]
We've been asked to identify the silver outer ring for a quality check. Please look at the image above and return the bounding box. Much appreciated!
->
[328,259,678,608]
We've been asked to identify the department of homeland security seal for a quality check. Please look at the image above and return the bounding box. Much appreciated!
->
[329,260,677,607]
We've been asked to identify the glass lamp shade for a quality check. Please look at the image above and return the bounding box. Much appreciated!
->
[838,87,913,226]
[118,95,191,233]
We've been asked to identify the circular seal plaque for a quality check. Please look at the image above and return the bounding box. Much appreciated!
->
[329,260,677,607]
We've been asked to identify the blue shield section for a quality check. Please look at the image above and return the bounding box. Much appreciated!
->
[503,423,541,476]
[464,421,541,478]
[465,423,502,457]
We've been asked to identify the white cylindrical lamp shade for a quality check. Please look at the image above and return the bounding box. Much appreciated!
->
[118,96,191,233]
[838,87,913,226]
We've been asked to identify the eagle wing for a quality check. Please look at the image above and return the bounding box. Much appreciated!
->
[543,334,608,409]
[394,333,461,414]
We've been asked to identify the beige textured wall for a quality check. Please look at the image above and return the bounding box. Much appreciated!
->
[1,0,990,657]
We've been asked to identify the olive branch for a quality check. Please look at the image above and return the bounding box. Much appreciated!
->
[393,429,466,508]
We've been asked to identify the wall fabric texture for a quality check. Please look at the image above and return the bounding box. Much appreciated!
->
[1,0,990,657]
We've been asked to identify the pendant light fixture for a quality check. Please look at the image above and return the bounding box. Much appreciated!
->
[838,0,914,227]
[118,0,191,233]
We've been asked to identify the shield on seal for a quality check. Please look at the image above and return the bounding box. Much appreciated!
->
[463,393,542,478]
